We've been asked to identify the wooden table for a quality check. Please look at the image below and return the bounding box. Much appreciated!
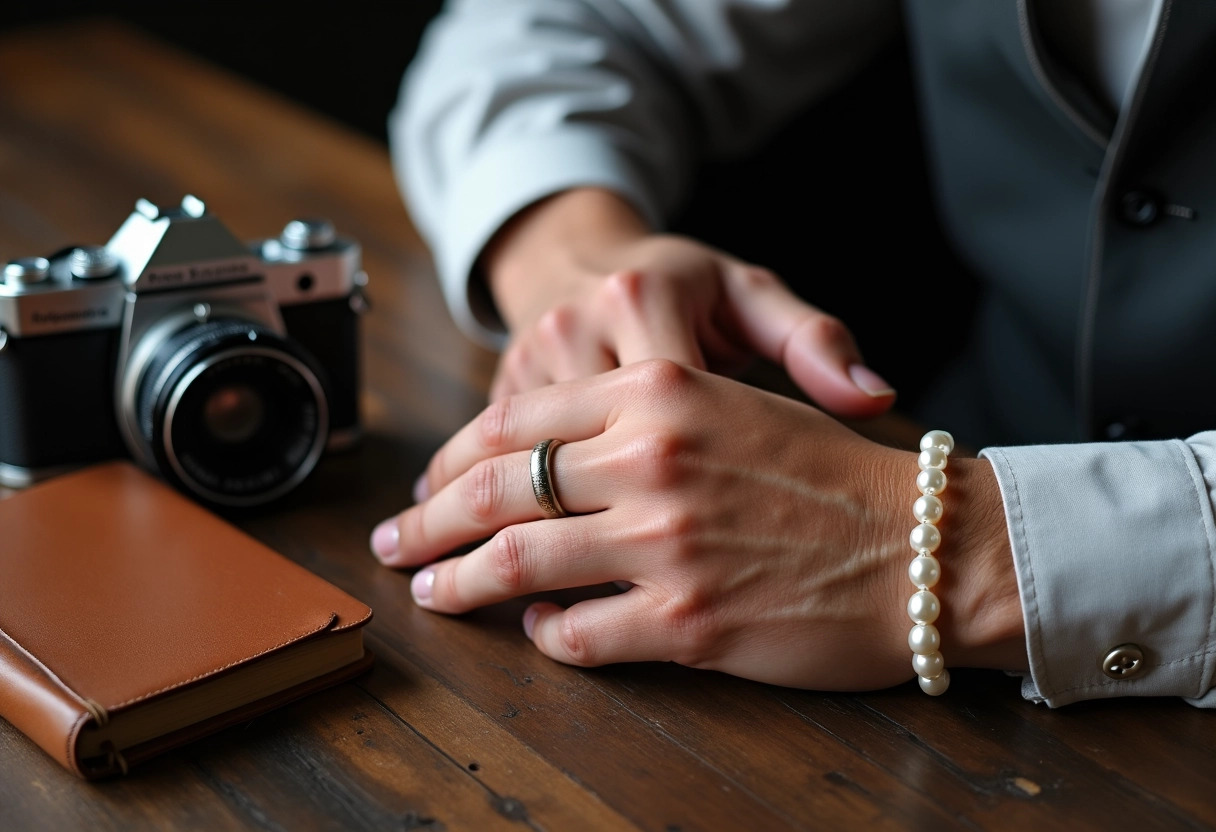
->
[1,20,1213,832]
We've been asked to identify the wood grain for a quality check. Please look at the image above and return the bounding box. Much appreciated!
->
[0,18,1213,832]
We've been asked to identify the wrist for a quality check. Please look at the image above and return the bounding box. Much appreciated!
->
[481,188,651,330]
[936,456,1027,672]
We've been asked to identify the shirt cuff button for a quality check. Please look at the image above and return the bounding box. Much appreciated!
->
[1102,644,1145,679]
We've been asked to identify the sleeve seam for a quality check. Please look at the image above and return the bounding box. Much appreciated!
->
[1048,648,1215,696]
[987,447,1052,695]
[1175,438,1216,699]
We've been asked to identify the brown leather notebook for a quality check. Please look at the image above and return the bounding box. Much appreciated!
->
[0,461,373,779]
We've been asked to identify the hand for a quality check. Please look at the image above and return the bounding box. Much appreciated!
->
[483,188,897,418]
[371,361,1026,690]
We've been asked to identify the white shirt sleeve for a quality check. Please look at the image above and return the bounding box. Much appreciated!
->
[388,0,898,347]
[981,436,1216,707]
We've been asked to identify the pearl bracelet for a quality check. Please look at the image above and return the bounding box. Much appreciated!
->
[908,429,954,696]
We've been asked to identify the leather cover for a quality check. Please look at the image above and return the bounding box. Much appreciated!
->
[0,461,373,779]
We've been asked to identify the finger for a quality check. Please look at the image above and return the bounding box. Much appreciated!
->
[553,342,616,383]
[422,369,633,496]
[601,270,707,368]
[722,265,896,417]
[523,591,672,667]
[379,441,603,567]
[489,340,553,403]
[409,514,627,613]
[488,366,518,404]
[530,305,618,383]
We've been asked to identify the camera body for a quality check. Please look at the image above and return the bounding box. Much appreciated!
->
[0,196,366,507]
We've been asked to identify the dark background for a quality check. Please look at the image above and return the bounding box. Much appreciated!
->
[4,3,446,141]
[2,3,971,405]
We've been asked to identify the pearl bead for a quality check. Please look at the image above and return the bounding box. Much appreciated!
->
[907,590,940,624]
[920,430,955,455]
[917,468,947,496]
[917,447,947,471]
[918,669,951,695]
[913,651,945,679]
[912,495,943,525]
[909,430,953,697]
[908,554,941,588]
[908,623,941,655]
[909,523,941,552]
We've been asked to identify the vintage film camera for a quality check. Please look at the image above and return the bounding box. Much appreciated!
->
[0,196,367,507]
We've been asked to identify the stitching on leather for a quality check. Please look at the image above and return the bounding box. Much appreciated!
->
[331,606,373,632]
[107,613,339,710]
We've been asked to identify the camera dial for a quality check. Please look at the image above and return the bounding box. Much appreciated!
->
[68,246,119,280]
[280,218,335,251]
[4,258,51,288]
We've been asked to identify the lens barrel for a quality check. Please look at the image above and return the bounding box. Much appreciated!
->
[131,319,329,507]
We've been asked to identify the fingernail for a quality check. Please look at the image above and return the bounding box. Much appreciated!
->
[413,474,430,504]
[848,364,896,397]
[412,568,435,606]
[522,606,539,639]
[370,519,400,561]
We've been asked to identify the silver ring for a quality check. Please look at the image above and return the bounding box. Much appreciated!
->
[530,438,568,518]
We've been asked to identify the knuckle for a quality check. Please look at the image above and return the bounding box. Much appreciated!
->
[536,305,578,342]
[637,506,698,561]
[661,592,720,667]
[805,313,849,347]
[738,265,779,290]
[489,527,528,593]
[602,269,645,306]
[558,611,596,665]
[462,459,504,522]
[627,504,697,559]
[478,397,513,451]
[628,357,690,395]
[503,343,531,375]
[626,432,684,487]
[653,506,697,548]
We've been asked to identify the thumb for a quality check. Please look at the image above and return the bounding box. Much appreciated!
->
[723,266,896,417]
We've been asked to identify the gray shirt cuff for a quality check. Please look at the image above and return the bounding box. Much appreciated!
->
[980,439,1216,707]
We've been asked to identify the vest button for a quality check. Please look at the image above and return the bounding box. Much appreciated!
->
[1118,190,1160,226]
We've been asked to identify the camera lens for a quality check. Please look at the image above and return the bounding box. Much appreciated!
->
[131,320,329,507]
[202,384,265,444]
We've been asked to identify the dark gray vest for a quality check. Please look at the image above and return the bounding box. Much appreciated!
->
[904,0,1216,446]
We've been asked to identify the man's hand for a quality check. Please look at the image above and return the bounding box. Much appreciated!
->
[483,188,897,416]
[371,362,1027,689]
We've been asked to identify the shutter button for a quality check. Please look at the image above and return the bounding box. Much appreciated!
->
[1119,191,1160,226]
[1101,644,1145,679]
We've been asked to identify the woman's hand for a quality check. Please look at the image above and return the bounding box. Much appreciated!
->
[371,361,1026,690]
[482,188,897,417]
